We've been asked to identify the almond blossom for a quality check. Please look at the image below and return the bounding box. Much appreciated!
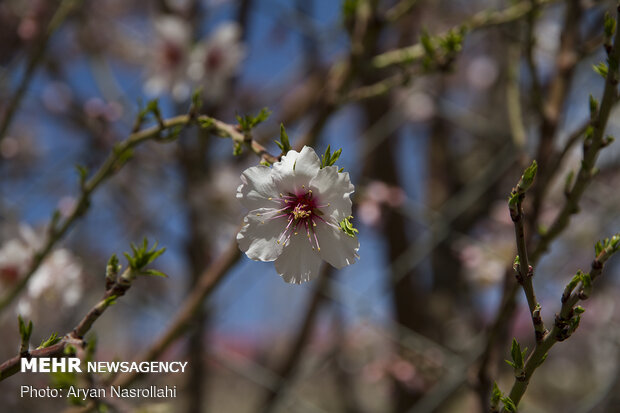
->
[236,146,359,283]
[0,224,83,317]
[188,22,246,103]
[144,16,193,102]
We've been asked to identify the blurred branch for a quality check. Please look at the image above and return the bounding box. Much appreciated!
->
[384,0,420,23]
[506,44,527,150]
[259,267,330,413]
[0,110,277,312]
[530,0,582,235]
[110,237,240,388]
[524,0,544,116]
[372,0,558,69]
[0,0,82,142]
[64,238,241,413]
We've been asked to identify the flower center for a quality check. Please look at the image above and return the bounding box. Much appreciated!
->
[292,204,311,220]
[162,42,183,68]
[260,189,334,252]
[0,265,19,283]
[205,47,224,71]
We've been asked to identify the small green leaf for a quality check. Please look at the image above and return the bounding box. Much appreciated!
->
[237,108,271,132]
[142,269,168,278]
[564,272,581,297]
[593,62,608,79]
[191,87,203,112]
[439,28,463,53]
[64,344,76,355]
[75,164,89,184]
[490,382,502,408]
[420,30,435,57]
[573,306,585,314]
[106,254,120,281]
[275,123,292,154]
[124,239,166,271]
[321,145,343,168]
[510,338,524,369]
[589,94,598,118]
[581,271,592,298]
[604,12,617,39]
[198,117,214,129]
[501,395,517,412]
[520,160,538,191]
[38,332,61,349]
[103,295,118,306]
[595,240,604,256]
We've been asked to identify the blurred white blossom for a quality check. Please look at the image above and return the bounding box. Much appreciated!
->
[236,146,359,283]
[0,224,83,317]
[144,16,193,102]
[144,18,245,103]
[188,22,245,103]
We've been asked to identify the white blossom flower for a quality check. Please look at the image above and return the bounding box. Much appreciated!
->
[236,146,359,284]
[0,224,82,316]
[188,22,245,103]
[144,16,193,102]
[0,224,40,284]
[17,248,83,317]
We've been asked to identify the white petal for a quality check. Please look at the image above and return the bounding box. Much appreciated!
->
[310,166,354,222]
[273,146,321,194]
[315,221,359,269]
[212,22,242,45]
[237,208,285,262]
[172,82,190,101]
[274,231,323,284]
[154,16,191,45]
[144,76,167,97]
[236,165,279,210]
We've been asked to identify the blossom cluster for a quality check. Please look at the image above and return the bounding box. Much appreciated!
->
[144,17,245,103]
[0,225,82,317]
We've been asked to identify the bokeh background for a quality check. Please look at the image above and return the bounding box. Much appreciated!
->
[1,0,620,412]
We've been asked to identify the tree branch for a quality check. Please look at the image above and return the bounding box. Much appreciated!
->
[0,112,277,312]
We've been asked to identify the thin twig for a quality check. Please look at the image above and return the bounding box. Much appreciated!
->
[504,238,620,408]
[0,113,277,312]
[259,267,330,413]
[372,0,558,69]
[0,265,137,381]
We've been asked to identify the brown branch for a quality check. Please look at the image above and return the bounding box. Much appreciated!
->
[0,113,276,312]
[504,237,620,409]
[259,267,330,413]
[110,238,241,388]
[0,265,137,381]
[372,0,559,69]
